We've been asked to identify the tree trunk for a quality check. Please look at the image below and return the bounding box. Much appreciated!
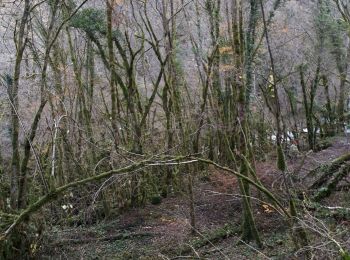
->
[10,0,31,210]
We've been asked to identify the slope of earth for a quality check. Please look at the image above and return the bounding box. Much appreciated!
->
[39,137,350,259]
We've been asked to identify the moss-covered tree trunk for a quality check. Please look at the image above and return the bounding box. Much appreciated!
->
[10,0,31,210]
[106,0,119,150]
[260,0,310,253]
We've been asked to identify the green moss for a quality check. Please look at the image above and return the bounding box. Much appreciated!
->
[70,8,123,39]
[150,195,162,205]
[341,250,350,260]
[277,145,286,171]
[70,8,106,34]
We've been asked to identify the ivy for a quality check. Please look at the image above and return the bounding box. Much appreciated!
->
[70,8,106,34]
[70,8,123,40]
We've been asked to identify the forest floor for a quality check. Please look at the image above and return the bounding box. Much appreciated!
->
[40,136,350,259]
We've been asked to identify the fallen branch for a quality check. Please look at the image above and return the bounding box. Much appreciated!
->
[192,157,291,218]
[0,155,289,241]
[0,156,153,240]
[174,223,239,256]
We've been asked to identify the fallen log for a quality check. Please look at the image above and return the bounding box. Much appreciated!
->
[308,153,350,190]
[313,163,350,202]
[174,223,240,256]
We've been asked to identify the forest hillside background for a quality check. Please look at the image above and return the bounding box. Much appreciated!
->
[1,0,350,259]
